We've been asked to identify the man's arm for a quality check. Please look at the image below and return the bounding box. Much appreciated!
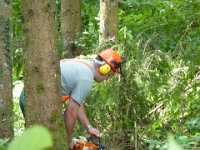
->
[77,104,91,129]
[64,98,100,149]
[77,104,100,137]
[64,98,79,149]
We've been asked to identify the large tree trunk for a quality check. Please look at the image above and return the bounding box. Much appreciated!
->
[21,0,67,149]
[99,0,118,45]
[0,0,14,139]
[61,0,82,58]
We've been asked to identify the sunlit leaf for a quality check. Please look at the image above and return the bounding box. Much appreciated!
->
[167,135,183,150]
[8,125,53,150]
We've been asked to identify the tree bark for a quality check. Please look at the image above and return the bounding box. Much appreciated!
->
[21,0,67,149]
[99,0,119,45]
[0,0,14,139]
[61,0,82,58]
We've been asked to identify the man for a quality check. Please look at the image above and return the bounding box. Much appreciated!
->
[20,48,125,149]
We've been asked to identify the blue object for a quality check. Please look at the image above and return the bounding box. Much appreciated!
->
[19,90,25,117]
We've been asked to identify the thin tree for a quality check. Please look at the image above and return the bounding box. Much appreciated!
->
[0,0,14,139]
[99,0,119,44]
[21,0,67,149]
[61,0,82,58]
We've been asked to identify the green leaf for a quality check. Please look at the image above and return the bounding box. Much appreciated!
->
[0,138,9,150]
[167,134,183,150]
[0,139,9,146]
[8,125,53,150]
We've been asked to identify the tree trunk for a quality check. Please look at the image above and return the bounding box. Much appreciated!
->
[61,0,82,58]
[0,0,14,139]
[21,0,67,149]
[99,0,118,45]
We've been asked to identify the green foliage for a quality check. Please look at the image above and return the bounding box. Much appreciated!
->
[75,0,99,54]
[13,0,23,80]
[12,48,23,80]
[119,0,200,52]
[83,0,200,149]
[0,125,52,150]
[75,26,99,54]
[81,0,99,35]
[0,139,9,150]
[8,125,53,150]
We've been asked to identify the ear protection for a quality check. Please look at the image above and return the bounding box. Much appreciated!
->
[99,64,111,75]
[94,59,111,75]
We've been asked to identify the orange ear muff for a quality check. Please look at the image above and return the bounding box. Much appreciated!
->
[99,64,111,75]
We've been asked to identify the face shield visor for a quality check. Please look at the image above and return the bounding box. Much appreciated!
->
[119,57,126,76]
[112,57,126,77]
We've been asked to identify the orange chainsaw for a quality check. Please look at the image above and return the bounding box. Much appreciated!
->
[73,136,106,150]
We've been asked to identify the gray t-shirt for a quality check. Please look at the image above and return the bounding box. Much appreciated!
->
[60,59,94,104]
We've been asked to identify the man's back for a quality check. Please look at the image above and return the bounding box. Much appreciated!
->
[60,59,94,104]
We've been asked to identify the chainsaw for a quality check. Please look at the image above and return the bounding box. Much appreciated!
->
[73,136,106,150]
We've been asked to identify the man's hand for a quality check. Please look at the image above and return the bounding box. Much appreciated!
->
[87,125,100,138]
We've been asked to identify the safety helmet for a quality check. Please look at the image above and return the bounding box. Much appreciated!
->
[98,49,125,75]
